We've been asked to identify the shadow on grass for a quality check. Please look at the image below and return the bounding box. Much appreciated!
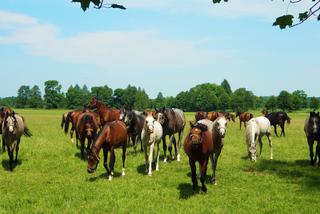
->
[1,159,22,171]
[88,171,122,182]
[178,183,195,200]
[244,159,320,188]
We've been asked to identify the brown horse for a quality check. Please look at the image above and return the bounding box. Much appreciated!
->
[87,121,128,181]
[207,112,224,122]
[236,111,253,130]
[64,109,83,144]
[87,97,120,126]
[2,111,32,170]
[195,111,207,122]
[1,107,16,152]
[184,122,213,193]
[75,110,101,159]
[304,112,320,165]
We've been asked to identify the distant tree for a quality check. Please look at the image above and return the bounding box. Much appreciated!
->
[0,97,17,108]
[292,90,308,110]
[265,96,277,112]
[219,92,231,111]
[29,85,43,108]
[44,80,65,109]
[154,92,165,108]
[66,85,88,109]
[135,88,150,110]
[16,85,31,108]
[221,79,232,94]
[113,88,125,107]
[310,97,320,111]
[277,90,293,111]
[91,85,113,106]
[231,88,255,112]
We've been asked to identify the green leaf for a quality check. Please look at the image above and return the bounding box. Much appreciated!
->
[72,0,90,11]
[273,15,294,29]
[298,11,308,22]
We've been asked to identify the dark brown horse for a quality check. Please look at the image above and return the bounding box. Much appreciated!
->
[222,112,235,122]
[64,109,83,144]
[87,97,120,126]
[184,122,213,192]
[87,121,128,181]
[195,111,207,122]
[155,107,185,162]
[264,111,291,137]
[304,111,320,165]
[236,111,253,130]
[75,110,101,159]
[2,111,32,170]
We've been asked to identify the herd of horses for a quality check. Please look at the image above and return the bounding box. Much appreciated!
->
[2,96,320,193]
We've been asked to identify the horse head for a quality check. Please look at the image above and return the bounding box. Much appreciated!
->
[87,147,100,173]
[144,112,156,133]
[155,107,166,125]
[309,111,320,136]
[189,122,208,145]
[215,117,228,138]
[87,96,98,109]
[4,111,17,134]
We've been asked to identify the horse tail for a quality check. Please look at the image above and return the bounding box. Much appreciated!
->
[61,113,65,129]
[24,126,32,137]
[285,114,291,125]
[64,112,72,134]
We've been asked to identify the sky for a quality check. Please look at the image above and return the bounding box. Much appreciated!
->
[0,0,319,98]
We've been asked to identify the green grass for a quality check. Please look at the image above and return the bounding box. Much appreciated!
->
[1,109,320,213]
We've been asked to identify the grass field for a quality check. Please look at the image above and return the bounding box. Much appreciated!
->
[1,109,320,213]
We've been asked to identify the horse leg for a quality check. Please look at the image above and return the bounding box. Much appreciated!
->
[168,135,174,160]
[102,147,110,177]
[240,121,242,130]
[132,135,137,155]
[212,149,222,185]
[274,125,278,137]
[176,131,182,162]
[209,152,215,184]
[189,159,198,192]
[281,123,285,137]
[156,141,160,171]
[15,139,20,163]
[2,136,5,152]
[258,136,263,158]
[80,136,85,160]
[199,159,208,193]
[148,143,155,176]
[267,133,273,160]
[162,136,167,162]
[8,147,13,171]
[122,144,126,176]
[139,136,143,152]
[172,136,177,160]
[70,128,74,144]
[308,138,315,165]
[109,148,115,180]
[144,143,149,173]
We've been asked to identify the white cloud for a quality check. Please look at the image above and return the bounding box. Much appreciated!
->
[0,10,234,72]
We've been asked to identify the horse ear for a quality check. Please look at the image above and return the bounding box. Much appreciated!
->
[310,112,314,117]
[162,107,165,112]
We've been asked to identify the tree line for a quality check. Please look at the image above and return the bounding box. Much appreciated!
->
[0,79,319,112]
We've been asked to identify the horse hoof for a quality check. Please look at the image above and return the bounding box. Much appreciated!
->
[111,172,114,176]
[108,175,112,181]
[148,172,152,176]
[202,186,207,193]
[164,158,167,163]
[156,167,159,171]
[122,169,125,176]
[177,154,181,162]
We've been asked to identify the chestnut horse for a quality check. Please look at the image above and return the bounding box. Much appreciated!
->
[75,110,101,159]
[64,109,83,145]
[195,111,207,122]
[304,112,320,165]
[184,122,213,192]
[87,97,120,126]
[87,121,128,181]
[207,112,224,122]
[236,111,254,130]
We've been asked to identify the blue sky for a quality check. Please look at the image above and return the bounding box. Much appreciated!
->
[0,0,319,98]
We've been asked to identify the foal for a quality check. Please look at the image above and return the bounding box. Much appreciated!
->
[141,112,163,176]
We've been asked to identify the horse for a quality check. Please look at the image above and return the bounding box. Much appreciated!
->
[1,107,19,152]
[75,110,101,159]
[264,111,291,137]
[141,112,163,176]
[2,111,32,170]
[184,122,213,192]
[87,121,128,181]
[64,109,83,144]
[155,107,185,162]
[223,112,235,122]
[198,117,228,185]
[120,106,145,154]
[61,112,68,129]
[245,116,273,161]
[195,111,207,122]
[236,111,254,130]
[87,96,120,125]
[206,112,224,122]
[304,111,320,165]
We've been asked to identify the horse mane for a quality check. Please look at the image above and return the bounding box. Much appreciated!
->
[192,122,208,132]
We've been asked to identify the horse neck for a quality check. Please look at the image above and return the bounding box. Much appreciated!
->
[92,129,106,154]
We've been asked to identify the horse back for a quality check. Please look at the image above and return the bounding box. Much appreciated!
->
[107,121,128,147]
[166,108,185,134]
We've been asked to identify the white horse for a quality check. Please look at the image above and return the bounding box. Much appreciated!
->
[141,112,163,176]
[246,116,273,161]
[197,116,228,184]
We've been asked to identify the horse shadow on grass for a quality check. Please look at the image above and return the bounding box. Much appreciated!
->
[1,159,22,171]
[88,171,122,182]
[244,159,320,189]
